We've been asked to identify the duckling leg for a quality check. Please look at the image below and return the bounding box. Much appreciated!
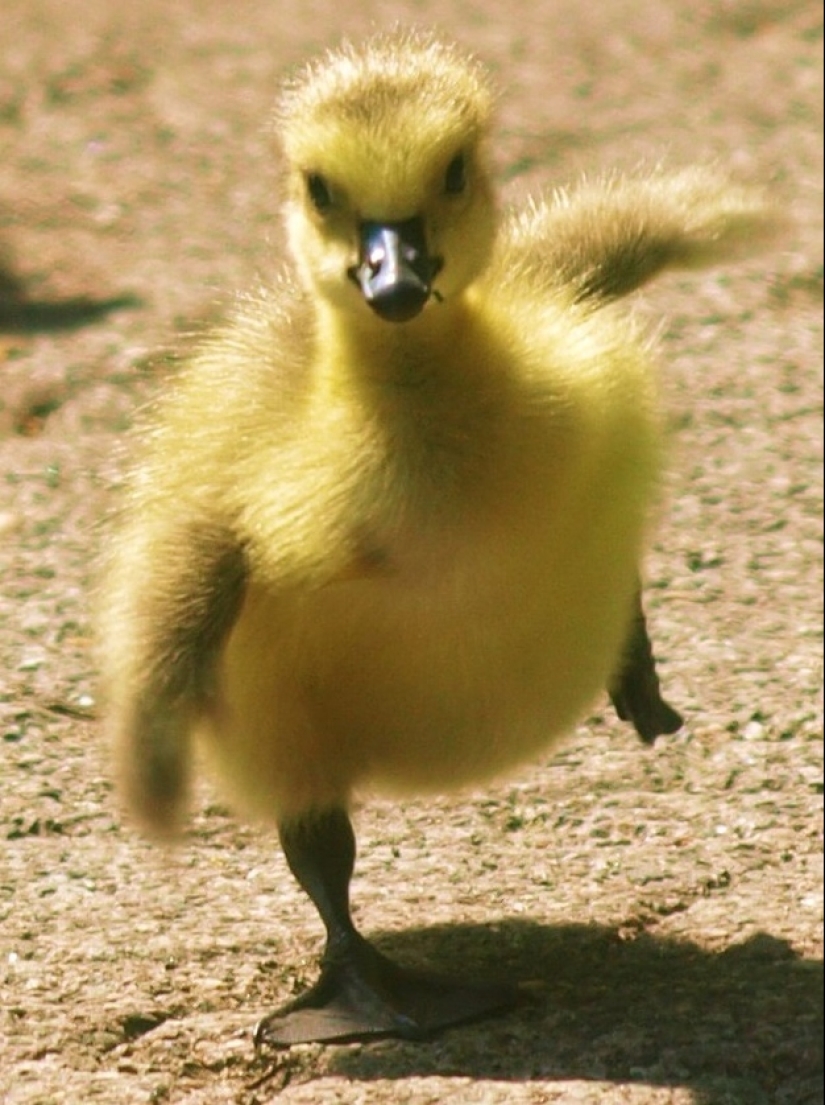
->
[609,585,684,744]
[253,808,517,1047]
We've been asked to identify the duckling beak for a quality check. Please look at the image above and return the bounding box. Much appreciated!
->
[349,218,439,323]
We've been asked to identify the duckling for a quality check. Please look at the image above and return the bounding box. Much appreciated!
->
[98,29,779,1046]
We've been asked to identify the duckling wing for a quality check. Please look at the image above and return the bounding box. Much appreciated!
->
[98,279,349,834]
[496,167,782,303]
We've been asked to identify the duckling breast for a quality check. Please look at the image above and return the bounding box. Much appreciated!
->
[197,293,661,821]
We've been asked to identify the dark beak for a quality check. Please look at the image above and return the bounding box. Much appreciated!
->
[349,218,439,323]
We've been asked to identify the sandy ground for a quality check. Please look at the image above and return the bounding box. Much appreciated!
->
[1,1,822,1103]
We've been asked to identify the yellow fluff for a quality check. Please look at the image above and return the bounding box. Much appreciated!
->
[99,30,776,837]
[97,29,780,1045]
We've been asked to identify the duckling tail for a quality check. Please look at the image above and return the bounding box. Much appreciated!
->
[538,166,784,303]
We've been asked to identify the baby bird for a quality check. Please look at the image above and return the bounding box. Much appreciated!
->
[98,30,777,1046]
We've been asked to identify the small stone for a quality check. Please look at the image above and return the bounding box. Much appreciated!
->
[0,510,22,536]
[742,720,765,740]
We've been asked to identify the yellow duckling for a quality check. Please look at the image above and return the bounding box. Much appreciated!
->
[98,29,777,1046]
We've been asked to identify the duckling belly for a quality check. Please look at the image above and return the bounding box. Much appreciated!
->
[200,478,646,822]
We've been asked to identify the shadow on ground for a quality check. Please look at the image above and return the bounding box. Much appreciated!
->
[317,919,823,1105]
[0,262,140,332]
[0,292,141,333]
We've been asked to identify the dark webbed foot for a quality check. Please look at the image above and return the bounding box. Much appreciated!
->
[610,584,684,745]
[254,934,517,1047]
[257,808,517,1048]
[610,679,683,745]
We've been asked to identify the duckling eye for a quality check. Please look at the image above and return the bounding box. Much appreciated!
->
[306,172,333,213]
[444,153,467,195]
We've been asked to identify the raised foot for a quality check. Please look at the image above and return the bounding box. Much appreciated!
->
[611,684,684,745]
[254,941,518,1047]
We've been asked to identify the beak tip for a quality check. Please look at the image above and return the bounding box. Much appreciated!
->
[365,284,430,322]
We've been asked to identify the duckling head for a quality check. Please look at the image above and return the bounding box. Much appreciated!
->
[275,30,497,323]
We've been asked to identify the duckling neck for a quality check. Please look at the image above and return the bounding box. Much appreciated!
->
[315,296,480,393]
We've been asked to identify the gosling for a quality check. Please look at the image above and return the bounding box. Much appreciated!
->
[98,29,778,1046]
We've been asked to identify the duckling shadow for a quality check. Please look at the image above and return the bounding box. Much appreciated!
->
[330,920,822,1105]
[0,268,141,333]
